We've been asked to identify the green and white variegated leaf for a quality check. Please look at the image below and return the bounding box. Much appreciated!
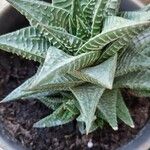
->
[83,0,97,25]
[77,21,150,54]
[115,70,150,90]
[7,0,69,29]
[29,74,84,91]
[30,47,101,88]
[80,0,90,8]
[34,100,79,128]
[70,85,105,134]
[131,30,150,54]
[120,11,150,21]
[44,26,84,53]
[37,96,64,110]
[116,46,150,77]
[0,27,50,63]
[105,0,121,16]
[99,39,127,61]
[76,16,91,40]
[141,4,150,11]
[52,0,73,10]
[97,89,118,130]
[117,90,134,128]
[130,89,150,98]
[102,16,135,33]
[70,54,117,89]
[1,76,52,103]
[91,0,108,37]
[71,0,87,25]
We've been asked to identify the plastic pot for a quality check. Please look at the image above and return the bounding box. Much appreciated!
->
[0,1,149,150]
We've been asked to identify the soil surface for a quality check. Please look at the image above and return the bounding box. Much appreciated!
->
[0,51,150,150]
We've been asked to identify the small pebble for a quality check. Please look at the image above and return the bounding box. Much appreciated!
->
[87,139,93,148]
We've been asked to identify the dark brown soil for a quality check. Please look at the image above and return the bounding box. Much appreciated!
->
[0,51,150,150]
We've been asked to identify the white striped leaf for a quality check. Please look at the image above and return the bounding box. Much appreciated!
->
[30,47,101,88]
[34,100,78,128]
[117,90,134,128]
[91,0,108,37]
[52,0,73,10]
[0,27,50,63]
[120,11,150,21]
[70,54,117,89]
[105,0,121,16]
[83,0,97,25]
[7,0,69,29]
[97,89,118,130]
[77,21,150,54]
[115,70,150,90]
[70,84,105,134]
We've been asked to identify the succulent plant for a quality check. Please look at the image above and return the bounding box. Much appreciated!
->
[0,0,150,134]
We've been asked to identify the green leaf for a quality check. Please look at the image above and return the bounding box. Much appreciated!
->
[102,16,135,33]
[7,0,69,29]
[37,96,64,110]
[44,26,84,53]
[71,0,87,25]
[52,0,73,10]
[30,47,101,88]
[34,100,78,128]
[91,0,108,37]
[0,27,50,63]
[77,21,150,54]
[120,11,150,21]
[83,0,97,25]
[141,4,150,11]
[1,76,53,103]
[117,90,134,128]
[115,70,150,90]
[80,0,90,8]
[29,74,84,91]
[105,0,121,16]
[70,54,117,89]
[70,85,105,134]
[116,46,150,76]
[76,16,91,40]
[97,89,118,130]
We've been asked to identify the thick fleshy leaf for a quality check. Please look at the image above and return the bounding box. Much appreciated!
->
[91,0,108,37]
[120,11,150,21]
[141,4,150,11]
[105,0,121,16]
[30,47,101,88]
[77,21,150,54]
[97,89,118,130]
[70,85,105,134]
[7,0,69,29]
[29,74,84,91]
[80,0,90,8]
[83,0,97,25]
[52,0,73,10]
[76,16,90,40]
[116,46,150,76]
[1,74,55,103]
[44,26,84,53]
[34,100,78,128]
[115,70,150,90]
[0,27,50,63]
[117,90,134,128]
[102,16,135,33]
[37,96,64,110]
[70,54,117,89]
